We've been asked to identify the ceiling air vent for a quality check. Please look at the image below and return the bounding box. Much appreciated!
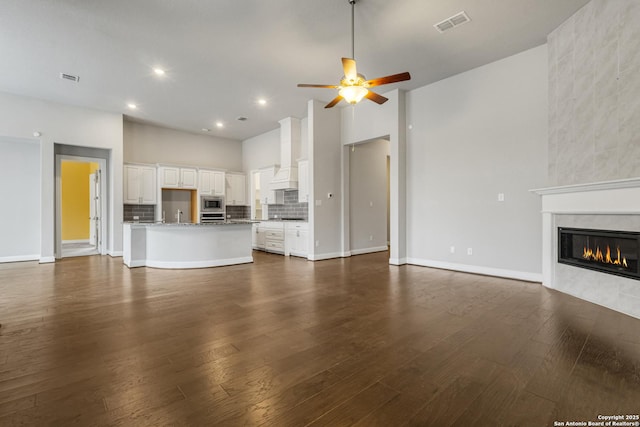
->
[434,11,471,33]
[60,73,80,82]
[236,116,248,121]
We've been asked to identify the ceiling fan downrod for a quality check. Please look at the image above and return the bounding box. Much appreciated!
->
[349,0,356,59]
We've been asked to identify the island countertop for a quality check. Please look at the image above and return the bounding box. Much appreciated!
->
[123,222,253,269]
[124,220,258,226]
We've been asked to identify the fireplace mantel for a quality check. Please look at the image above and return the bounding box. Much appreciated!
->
[531,178,640,319]
[531,178,640,215]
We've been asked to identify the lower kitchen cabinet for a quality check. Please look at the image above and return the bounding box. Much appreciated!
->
[253,221,307,257]
[263,222,284,254]
[285,222,308,257]
[252,223,266,250]
[253,221,284,253]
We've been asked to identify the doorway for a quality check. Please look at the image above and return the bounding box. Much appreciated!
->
[348,138,390,255]
[55,155,107,258]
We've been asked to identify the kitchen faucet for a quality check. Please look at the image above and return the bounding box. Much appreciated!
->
[177,209,183,224]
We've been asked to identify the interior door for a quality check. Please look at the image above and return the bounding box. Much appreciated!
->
[89,173,96,246]
[93,169,102,253]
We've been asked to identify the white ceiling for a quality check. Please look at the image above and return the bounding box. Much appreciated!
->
[0,0,589,141]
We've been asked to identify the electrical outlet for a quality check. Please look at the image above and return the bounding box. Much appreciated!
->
[315,240,320,247]
[133,216,139,220]
[369,235,373,241]
[450,246,455,254]
[498,193,505,202]
[467,248,473,255]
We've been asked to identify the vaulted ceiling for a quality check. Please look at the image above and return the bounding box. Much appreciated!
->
[0,0,589,140]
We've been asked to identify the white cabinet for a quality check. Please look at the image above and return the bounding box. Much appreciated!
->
[159,166,197,189]
[262,222,284,253]
[297,159,309,203]
[124,164,157,205]
[199,170,225,196]
[253,222,285,253]
[258,167,283,205]
[252,223,266,250]
[226,173,247,206]
[285,222,308,257]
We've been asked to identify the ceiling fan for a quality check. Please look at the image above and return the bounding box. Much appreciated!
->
[297,0,411,108]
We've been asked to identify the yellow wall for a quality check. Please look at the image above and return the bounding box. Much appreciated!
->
[61,161,99,241]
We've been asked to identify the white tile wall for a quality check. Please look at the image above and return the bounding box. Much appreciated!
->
[548,0,640,186]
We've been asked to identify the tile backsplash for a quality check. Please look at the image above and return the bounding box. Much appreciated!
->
[268,190,308,220]
[124,204,156,222]
[123,191,308,222]
[226,205,250,219]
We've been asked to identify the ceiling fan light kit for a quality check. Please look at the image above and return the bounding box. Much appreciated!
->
[297,0,410,108]
[339,85,368,104]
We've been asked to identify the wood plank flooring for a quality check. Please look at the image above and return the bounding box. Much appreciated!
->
[1,251,639,426]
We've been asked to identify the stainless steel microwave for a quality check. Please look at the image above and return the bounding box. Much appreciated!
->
[201,196,224,212]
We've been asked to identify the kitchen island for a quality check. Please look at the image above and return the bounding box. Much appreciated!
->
[123,222,253,269]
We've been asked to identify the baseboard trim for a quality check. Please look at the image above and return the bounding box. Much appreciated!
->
[0,254,40,263]
[389,257,407,266]
[39,256,56,264]
[125,260,147,268]
[109,251,123,257]
[406,258,542,282]
[350,246,388,256]
[144,256,253,269]
[308,252,345,261]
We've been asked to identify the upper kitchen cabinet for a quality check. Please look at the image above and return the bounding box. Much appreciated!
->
[199,169,225,196]
[297,159,309,203]
[226,172,247,206]
[124,163,157,205]
[159,166,197,189]
[258,167,284,205]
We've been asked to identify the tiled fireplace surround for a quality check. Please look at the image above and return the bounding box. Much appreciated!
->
[534,179,640,319]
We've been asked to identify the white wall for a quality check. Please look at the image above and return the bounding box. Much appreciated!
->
[242,127,280,172]
[308,99,342,260]
[0,137,40,261]
[242,118,308,170]
[349,138,389,253]
[0,91,123,261]
[124,120,242,171]
[300,117,309,160]
[406,45,548,280]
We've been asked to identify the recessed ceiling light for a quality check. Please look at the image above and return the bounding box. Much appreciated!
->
[153,68,165,76]
[127,103,137,110]
[215,121,224,128]
[257,98,267,106]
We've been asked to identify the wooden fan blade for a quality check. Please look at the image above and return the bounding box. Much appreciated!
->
[342,58,358,82]
[297,84,339,88]
[325,95,343,108]
[365,72,411,87]
[365,91,388,105]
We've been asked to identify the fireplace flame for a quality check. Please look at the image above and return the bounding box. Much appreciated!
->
[583,245,628,268]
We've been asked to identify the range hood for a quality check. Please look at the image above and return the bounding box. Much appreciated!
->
[269,117,301,191]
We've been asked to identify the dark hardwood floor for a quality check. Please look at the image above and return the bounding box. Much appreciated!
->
[1,251,639,426]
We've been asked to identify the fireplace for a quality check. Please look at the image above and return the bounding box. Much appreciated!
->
[558,227,640,280]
